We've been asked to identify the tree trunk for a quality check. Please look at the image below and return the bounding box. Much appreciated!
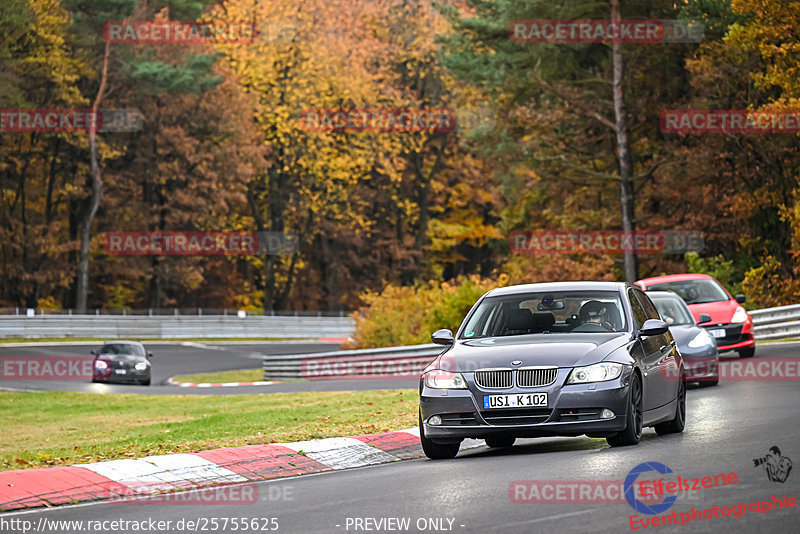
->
[611,0,637,283]
[76,40,110,312]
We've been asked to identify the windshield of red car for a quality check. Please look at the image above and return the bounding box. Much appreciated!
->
[646,280,729,305]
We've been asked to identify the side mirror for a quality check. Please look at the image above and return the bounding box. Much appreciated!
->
[735,294,746,304]
[90,350,96,356]
[431,329,454,346]
[697,313,712,325]
[639,319,668,337]
[147,352,153,359]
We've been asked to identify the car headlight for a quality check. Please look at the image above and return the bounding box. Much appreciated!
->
[94,360,108,369]
[731,306,748,323]
[424,369,467,389]
[566,362,623,384]
[688,329,714,348]
[134,362,148,371]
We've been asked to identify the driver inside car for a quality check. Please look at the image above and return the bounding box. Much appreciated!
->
[578,300,614,330]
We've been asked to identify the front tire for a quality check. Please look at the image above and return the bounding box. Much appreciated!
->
[485,435,516,448]
[655,375,686,435]
[607,372,643,447]
[419,412,460,459]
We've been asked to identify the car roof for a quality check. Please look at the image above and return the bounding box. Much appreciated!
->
[486,281,628,297]
[636,273,714,286]
[645,290,683,299]
[102,340,144,346]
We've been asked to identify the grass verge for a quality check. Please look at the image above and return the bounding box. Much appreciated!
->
[0,389,417,471]
[171,369,265,383]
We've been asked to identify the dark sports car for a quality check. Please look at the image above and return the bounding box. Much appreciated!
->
[419,281,686,459]
[648,290,719,386]
[91,340,153,385]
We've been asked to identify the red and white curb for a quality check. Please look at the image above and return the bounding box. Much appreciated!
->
[166,377,275,388]
[0,429,484,511]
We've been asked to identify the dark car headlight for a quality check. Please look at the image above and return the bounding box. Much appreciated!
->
[423,369,467,389]
[566,362,623,384]
[134,362,148,371]
[94,360,108,369]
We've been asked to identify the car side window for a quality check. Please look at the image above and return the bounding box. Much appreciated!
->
[628,290,648,329]
[636,290,661,320]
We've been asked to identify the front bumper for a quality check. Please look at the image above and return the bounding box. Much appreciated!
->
[680,345,719,381]
[93,369,150,383]
[704,322,754,352]
[420,367,632,440]
[683,358,719,381]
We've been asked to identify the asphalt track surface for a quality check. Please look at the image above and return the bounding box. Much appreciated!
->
[0,341,419,394]
[2,342,800,533]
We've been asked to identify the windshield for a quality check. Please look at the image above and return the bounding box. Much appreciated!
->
[100,343,145,356]
[651,296,694,326]
[646,279,730,305]
[460,290,628,338]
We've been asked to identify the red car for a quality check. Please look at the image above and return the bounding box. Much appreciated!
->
[635,273,755,358]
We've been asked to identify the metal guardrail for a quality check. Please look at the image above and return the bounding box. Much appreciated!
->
[263,343,443,380]
[262,302,800,381]
[3,301,797,345]
[0,315,355,339]
[751,303,800,341]
[0,307,350,317]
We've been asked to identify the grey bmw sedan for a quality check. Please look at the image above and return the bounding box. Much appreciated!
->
[419,281,686,459]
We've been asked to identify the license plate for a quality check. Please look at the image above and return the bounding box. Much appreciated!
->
[710,329,726,338]
[484,393,547,409]
[114,369,127,375]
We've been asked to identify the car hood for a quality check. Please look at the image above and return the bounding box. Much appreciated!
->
[687,299,738,324]
[438,333,632,372]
